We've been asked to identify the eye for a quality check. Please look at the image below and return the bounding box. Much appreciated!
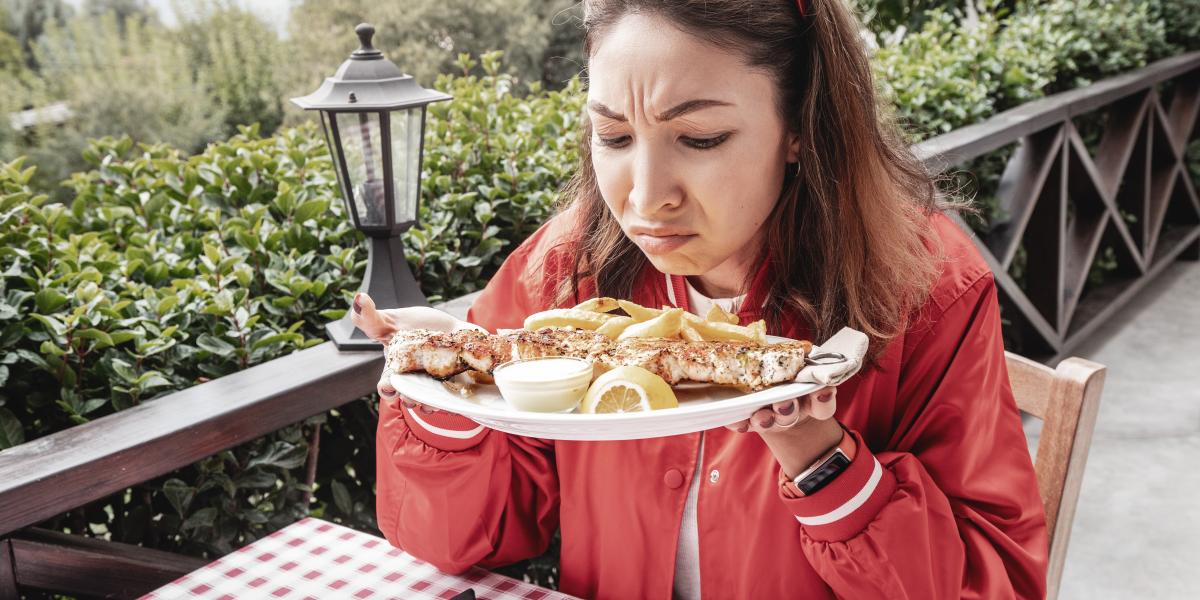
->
[682,132,731,150]
[595,134,631,149]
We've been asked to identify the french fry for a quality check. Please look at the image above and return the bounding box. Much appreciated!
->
[679,322,705,342]
[595,315,635,339]
[747,319,768,344]
[618,308,684,340]
[524,308,618,331]
[682,313,761,343]
[573,297,620,313]
[705,304,739,325]
[618,299,665,322]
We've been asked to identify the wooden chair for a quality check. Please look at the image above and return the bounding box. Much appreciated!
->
[1005,352,1106,600]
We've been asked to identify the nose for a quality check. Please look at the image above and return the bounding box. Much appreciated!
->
[627,144,683,217]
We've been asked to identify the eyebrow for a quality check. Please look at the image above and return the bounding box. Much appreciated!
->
[587,99,734,122]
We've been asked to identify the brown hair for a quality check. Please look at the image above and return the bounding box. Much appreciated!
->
[559,0,962,362]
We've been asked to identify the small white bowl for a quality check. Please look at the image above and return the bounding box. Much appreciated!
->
[493,357,594,413]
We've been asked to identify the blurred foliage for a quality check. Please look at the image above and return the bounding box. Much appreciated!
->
[281,0,583,125]
[20,12,227,196]
[176,1,286,136]
[871,0,1189,139]
[0,0,73,69]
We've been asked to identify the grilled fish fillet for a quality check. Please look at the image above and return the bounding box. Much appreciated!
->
[385,328,813,390]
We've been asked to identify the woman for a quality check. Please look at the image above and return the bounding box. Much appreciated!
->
[353,0,1048,598]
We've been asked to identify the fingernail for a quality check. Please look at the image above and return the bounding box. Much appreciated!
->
[419,405,435,415]
[777,402,795,416]
[736,424,748,433]
[379,388,395,398]
[818,391,834,403]
[353,293,363,315]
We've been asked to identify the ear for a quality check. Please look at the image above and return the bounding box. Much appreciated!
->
[785,132,802,163]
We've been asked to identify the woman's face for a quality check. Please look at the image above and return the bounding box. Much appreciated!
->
[587,13,797,282]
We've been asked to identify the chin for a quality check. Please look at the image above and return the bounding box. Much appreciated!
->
[641,252,707,277]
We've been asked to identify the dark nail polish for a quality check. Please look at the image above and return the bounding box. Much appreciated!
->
[777,402,795,415]
[353,294,363,315]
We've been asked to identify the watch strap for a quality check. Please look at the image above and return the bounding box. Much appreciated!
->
[780,427,856,498]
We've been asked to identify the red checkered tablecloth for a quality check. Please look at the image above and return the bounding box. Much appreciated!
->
[141,517,577,600]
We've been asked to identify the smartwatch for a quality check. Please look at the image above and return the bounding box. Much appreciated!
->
[780,427,857,498]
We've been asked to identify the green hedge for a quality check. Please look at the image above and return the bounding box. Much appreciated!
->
[0,54,582,562]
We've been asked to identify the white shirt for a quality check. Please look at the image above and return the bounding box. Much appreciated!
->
[672,279,745,600]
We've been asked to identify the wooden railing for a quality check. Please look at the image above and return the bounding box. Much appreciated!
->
[916,51,1200,362]
[1,53,1198,598]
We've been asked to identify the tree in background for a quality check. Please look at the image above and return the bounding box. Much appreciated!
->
[176,0,286,136]
[282,0,582,124]
[23,12,225,194]
[81,0,156,28]
[0,0,72,69]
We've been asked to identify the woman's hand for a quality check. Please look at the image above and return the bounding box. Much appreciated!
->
[725,387,844,478]
[350,291,480,411]
[349,292,481,343]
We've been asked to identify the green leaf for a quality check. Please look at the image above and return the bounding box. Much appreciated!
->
[30,314,67,337]
[35,289,69,313]
[157,295,180,314]
[75,328,115,349]
[111,358,136,383]
[235,468,278,489]
[162,478,195,518]
[246,440,308,470]
[203,243,221,266]
[251,332,300,351]
[182,507,217,530]
[196,333,236,356]
[294,199,329,223]
[331,479,352,515]
[80,398,108,415]
[0,407,24,449]
[135,372,173,390]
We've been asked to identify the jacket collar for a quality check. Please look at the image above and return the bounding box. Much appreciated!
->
[650,256,774,324]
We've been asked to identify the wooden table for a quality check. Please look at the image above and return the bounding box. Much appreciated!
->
[139,518,577,600]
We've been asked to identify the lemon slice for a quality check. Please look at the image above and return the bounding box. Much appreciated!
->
[581,366,679,414]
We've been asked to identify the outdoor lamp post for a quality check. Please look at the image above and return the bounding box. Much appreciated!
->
[292,23,451,350]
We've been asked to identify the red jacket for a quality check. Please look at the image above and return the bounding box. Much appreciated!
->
[376,211,1048,599]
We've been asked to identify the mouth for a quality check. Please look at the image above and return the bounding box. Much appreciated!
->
[628,227,698,255]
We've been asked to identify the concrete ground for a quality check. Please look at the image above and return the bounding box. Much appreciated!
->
[1025,259,1200,599]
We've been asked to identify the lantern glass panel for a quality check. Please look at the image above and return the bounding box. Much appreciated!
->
[389,107,424,224]
[335,111,388,226]
[320,112,354,222]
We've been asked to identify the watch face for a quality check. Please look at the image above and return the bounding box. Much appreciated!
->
[797,451,852,495]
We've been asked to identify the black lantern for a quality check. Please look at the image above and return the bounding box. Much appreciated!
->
[292,23,451,350]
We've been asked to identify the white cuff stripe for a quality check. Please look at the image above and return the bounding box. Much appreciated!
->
[794,457,883,526]
[405,407,485,439]
[665,273,678,307]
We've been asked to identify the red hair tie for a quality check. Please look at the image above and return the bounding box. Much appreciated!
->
[797,0,808,16]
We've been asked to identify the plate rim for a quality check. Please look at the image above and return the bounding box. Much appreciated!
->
[388,331,824,428]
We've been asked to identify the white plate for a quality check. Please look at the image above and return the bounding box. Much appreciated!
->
[388,336,825,441]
